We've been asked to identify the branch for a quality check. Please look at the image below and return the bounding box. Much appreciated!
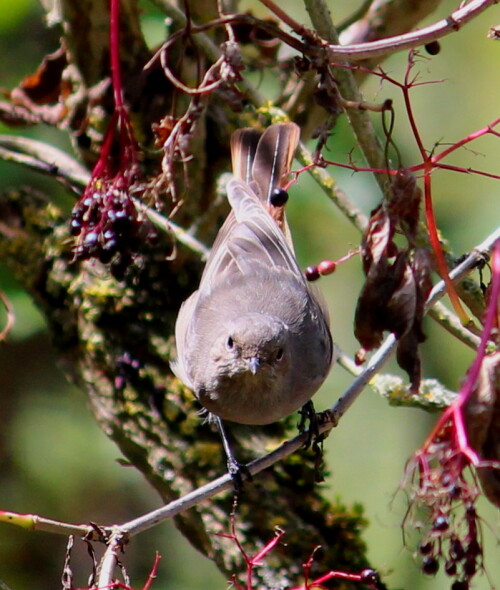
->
[325,0,496,62]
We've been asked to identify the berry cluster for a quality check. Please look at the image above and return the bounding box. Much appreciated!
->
[305,260,337,281]
[71,184,157,280]
[417,502,482,590]
[404,435,484,590]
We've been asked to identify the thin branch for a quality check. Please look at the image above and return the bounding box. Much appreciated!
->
[97,530,127,589]
[304,0,388,190]
[0,510,96,538]
[294,144,368,233]
[325,0,497,62]
[428,301,482,351]
[0,290,15,341]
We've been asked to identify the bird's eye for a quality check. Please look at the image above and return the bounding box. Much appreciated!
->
[226,336,234,350]
[276,347,284,361]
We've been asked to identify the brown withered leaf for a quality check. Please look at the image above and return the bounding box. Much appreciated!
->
[12,45,68,105]
[464,352,500,508]
[396,248,433,392]
[354,198,433,392]
[387,169,422,244]
[2,45,69,126]
[355,251,408,351]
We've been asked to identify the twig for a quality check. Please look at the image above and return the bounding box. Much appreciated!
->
[0,290,15,341]
[428,301,482,351]
[325,0,497,62]
[294,142,368,233]
[146,0,496,78]
[97,528,127,589]
[303,0,388,191]
[0,510,98,538]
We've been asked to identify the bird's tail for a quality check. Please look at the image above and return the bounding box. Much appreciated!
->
[231,123,300,203]
[231,123,300,236]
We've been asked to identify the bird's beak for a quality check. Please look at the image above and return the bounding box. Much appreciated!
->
[247,356,261,375]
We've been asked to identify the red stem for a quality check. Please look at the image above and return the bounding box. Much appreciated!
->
[110,0,124,110]
[422,239,500,462]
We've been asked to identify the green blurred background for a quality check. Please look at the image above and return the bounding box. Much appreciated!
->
[0,1,499,588]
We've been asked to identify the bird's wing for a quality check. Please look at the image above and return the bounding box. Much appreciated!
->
[170,289,198,387]
[199,180,304,290]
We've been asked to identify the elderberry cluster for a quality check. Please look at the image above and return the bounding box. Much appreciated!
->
[417,503,482,590]
[71,186,154,279]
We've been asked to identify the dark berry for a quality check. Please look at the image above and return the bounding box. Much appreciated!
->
[270,188,289,207]
[451,581,469,590]
[424,40,441,55]
[98,241,118,264]
[84,232,99,248]
[445,559,457,576]
[305,266,320,281]
[70,218,82,236]
[360,569,379,585]
[463,557,477,577]
[422,556,439,575]
[450,538,465,560]
[433,514,450,532]
[419,541,434,555]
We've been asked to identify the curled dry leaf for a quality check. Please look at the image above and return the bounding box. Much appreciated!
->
[2,45,69,126]
[464,351,500,508]
[354,170,432,393]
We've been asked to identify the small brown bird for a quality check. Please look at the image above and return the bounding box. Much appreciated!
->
[172,123,334,428]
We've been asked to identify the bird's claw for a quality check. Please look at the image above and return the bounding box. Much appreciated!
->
[227,458,252,492]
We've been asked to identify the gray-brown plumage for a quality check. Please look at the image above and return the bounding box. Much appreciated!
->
[172,123,334,425]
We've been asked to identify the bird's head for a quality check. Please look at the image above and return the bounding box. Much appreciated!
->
[211,313,289,380]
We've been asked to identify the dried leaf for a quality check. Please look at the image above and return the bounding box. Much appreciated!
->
[3,45,69,126]
[354,251,406,351]
[387,169,422,243]
[354,196,433,392]
[13,46,68,105]
[360,204,394,274]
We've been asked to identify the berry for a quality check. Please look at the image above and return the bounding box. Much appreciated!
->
[318,260,337,275]
[433,514,450,532]
[463,557,477,577]
[422,556,439,576]
[270,188,289,207]
[419,541,434,555]
[450,538,465,560]
[424,40,441,55]
[360,569,379,585]
[445,559,457,576]
[305,266,320,281]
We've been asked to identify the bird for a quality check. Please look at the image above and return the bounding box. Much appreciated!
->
[172,122,334,444]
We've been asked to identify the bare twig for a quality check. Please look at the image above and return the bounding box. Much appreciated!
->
[0,511,98,538]
[0,290,15,341]
[428,301,482,351]
[304,0,388,190]
[326,0,497,62]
